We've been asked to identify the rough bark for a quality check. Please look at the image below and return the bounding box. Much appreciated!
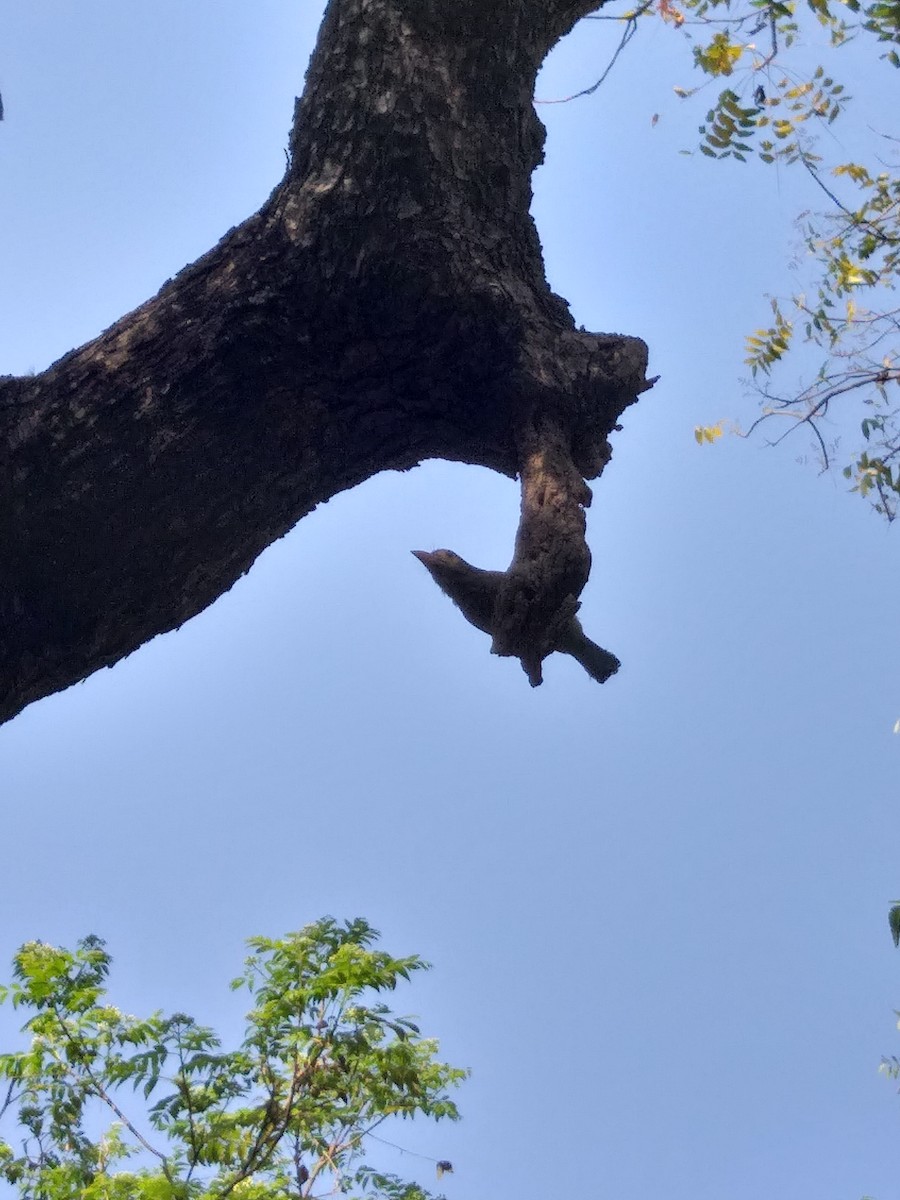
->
[0,0,651,724]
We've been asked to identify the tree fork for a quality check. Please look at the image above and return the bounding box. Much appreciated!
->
[0,0,651,724]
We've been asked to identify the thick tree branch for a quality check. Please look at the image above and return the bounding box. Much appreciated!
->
[0,0,645,722]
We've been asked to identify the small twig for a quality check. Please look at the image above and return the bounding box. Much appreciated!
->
[363,1129,444,1165]
[0,1078,19,1120]
[800,155,898,246]
[746,367,900,464]
[536,4,650,103]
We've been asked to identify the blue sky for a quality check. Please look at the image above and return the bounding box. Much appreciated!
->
[1,4,899,1198]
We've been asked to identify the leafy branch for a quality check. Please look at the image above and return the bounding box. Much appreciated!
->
[561,0,900,517]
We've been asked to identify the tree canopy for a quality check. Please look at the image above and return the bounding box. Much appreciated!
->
[0,918,465,1200]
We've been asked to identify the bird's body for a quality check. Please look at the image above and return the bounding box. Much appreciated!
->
[412,550,500,635]
[412,548,619,685]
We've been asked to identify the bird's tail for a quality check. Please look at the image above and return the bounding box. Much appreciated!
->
[558,624,620,684]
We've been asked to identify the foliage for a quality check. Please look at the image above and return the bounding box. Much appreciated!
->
[881,903,900,1087]
[580,0,900,516]
[0,918,466,1200]
[890,902,900,947]
[693,420,726,442]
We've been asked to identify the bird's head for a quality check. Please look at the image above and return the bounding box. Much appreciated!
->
[411,548,469,573]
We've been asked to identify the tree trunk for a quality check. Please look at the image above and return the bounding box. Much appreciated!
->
[0,0,650,725]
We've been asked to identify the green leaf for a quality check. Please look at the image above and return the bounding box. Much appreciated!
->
[890,904,900,947]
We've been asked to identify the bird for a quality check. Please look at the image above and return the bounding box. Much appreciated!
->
[412,548,619,685]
